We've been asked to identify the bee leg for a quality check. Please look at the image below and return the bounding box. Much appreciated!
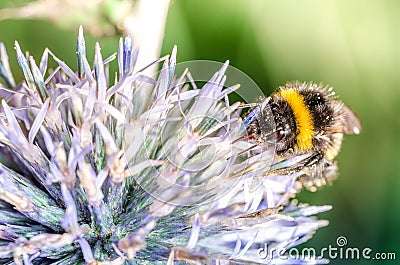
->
[303,152,324,168]
[299,153,339,191]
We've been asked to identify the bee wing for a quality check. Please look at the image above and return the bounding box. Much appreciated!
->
[341,104,362,135]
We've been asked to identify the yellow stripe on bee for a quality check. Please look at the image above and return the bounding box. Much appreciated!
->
[277,88,314,150]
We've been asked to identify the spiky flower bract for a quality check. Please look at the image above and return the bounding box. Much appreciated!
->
[0,28,331,264]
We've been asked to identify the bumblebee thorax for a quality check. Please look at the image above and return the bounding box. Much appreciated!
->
[270,85,335,154]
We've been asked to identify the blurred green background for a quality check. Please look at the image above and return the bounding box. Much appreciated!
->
[0,0,399,264]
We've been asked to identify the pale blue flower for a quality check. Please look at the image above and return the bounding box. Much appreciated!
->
[0,27,330,264]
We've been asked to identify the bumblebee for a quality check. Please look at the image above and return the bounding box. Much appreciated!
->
[244,82,361,191]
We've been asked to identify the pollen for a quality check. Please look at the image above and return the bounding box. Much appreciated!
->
[277,88,314,150]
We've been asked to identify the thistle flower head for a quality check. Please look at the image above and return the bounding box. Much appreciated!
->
[0,28,331,264]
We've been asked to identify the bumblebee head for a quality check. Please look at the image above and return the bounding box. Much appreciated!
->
[268,97,298,154]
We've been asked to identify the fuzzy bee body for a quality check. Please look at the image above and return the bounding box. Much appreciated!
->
[246,82,361,191]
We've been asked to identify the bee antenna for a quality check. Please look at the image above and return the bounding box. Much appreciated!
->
[232,134,253,144]
[238,103,260,109]
[235,143,259,157]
